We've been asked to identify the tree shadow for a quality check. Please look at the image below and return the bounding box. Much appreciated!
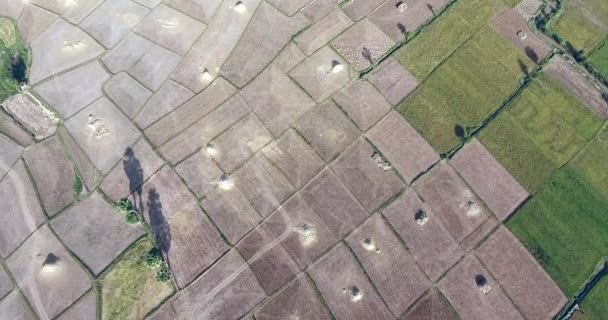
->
[454,124,465,139]
[147,188,171,256]
[564,41,585,62]
[397,23,407,37]
[361,47,373,65]
[427,4,435,15]
[10,54,27,84]
[123,147,144,211]
[524,46,539,64]
[518,58,529,78]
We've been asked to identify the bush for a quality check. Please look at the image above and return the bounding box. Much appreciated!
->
[116,199,132,214]
[155,264,171,283]
[125,210,141,225]
[73,176,83,197]
[144,248,163,269]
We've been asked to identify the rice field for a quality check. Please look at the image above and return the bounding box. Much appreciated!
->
[397,25,533,153]
[570,124,608,201]
[507,167,608,296]
[502,0,520,7]
[393,0,503,80]
[577,276,608,320]
[590,41,608,78]
[478,113,557,193]
[478,73,603,192]
[552,0,608,52]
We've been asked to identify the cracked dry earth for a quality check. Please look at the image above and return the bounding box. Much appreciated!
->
[0,1,569,320]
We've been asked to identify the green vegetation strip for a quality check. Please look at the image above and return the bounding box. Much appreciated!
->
[0,17,29,102]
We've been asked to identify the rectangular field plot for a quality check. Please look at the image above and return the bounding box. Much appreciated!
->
[475,227,568,320]
[413,163,491,243]
[148,249,266,320]
[590,42,608,79]
[504,88,588,165]
[438,255,524,320]
[383,189,464,282]
[570,125,608,201]
[308,244,394,320]
[450,139,528,221]
[254,277,332,320]
[507,167,608,296]
[478,113,557,193]
[403,289,459,320]
[478,72,604,193]
[345,215,431,316]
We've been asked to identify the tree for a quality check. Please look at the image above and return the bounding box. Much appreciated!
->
[156,264,171,283]
[144,248,163,269]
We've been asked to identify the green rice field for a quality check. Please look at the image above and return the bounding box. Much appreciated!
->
[552,0,608,53]
[590,41,608,78]
[577,276,608,320]
[478,73,603,192]
[397,25,532,153]
[507,167,608,296]
[393,0,503,80]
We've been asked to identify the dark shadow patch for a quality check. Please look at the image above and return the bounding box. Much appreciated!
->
[10,54,27,84]
[475,274,488,287]
[147,188,171,256]
[518,58,529,78]
[427,4,435,15]
[454,124,465,139]
[524,46,539,64]
[564,41,585,63]
[397,23,407,35]
[123,147,144,211]
[362,47,373,64]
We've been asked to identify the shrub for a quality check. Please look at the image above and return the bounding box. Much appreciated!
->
[125,210,141,225]
[144,248,163,269]
[155,264,171,283]
[116,199,132,214]
[73,176,83,197]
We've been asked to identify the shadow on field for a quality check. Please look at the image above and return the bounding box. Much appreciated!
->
[147,188,171,256]
[123,147,144,211]
[427,4,435,15]
[525,46,539,64]
[518,59,529,78]
[454,124,465,139]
